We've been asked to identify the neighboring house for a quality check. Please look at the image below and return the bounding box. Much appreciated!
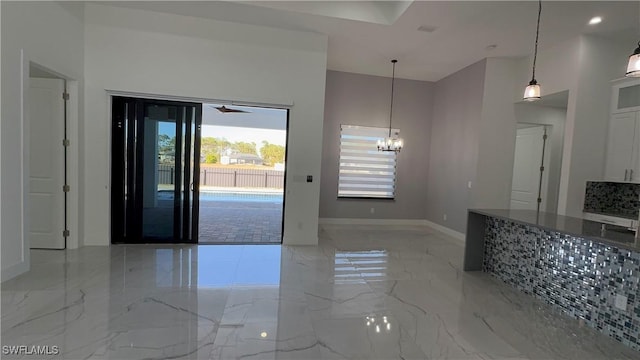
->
[158,151,175,164]
[220,152,263,165]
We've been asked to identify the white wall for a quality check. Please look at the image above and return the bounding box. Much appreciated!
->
[515,37,580,217]
[472,58,519,210]
[1,1,3,279]
[515,35,631,217]
[83,4,327,246]
[562,36,630,216]
[1,1,84,281]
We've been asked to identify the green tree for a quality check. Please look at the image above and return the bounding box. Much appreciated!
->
[200,137,230,164]
[158,134,176,163]
[231,141,258,155]
[205,153,218,164]
[158,134,175,153]
[260,141,286,166]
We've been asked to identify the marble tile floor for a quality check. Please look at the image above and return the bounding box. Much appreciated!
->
[2,224,638,359]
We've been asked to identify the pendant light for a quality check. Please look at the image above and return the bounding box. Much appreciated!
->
[377,59,404,152]
[625,41,640,77]
[524,0,543,101]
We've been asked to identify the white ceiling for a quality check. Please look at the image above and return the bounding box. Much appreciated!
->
[99,1,640,81]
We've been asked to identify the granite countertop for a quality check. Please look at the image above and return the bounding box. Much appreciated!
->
[470,209,640,252]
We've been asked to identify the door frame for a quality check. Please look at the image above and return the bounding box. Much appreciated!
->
[280,109,290,244]
[20,53,81,252]
[107,91,293,245]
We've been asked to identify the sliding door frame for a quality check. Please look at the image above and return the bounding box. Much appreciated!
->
[109,91,292,245]
[111,96,202,244]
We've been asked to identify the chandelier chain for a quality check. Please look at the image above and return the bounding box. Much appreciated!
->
[388,60,397,137]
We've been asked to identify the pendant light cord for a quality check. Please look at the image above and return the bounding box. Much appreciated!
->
[389,60,397,137]
[531,0,542,81]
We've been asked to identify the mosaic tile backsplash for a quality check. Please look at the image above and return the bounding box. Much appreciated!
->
[483,217,640,351]
[584,181,640,218]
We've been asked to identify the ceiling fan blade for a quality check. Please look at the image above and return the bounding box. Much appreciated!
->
[215,106,250,113]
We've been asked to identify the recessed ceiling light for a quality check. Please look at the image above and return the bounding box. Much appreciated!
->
[485,44,498,51]
[589,16,602,25]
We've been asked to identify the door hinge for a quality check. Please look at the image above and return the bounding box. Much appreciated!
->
[63,185,70,192]
[63,230,70,238]
[537,198,542,203]
[63,92,70,101]
[63,139,70,147]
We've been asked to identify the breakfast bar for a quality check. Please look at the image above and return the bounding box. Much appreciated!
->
[465,209,640,350]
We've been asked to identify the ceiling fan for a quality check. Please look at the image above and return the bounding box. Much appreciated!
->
[214,105,250,114]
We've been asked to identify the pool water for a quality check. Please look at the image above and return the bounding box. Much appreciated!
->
[200,191,283,203]
[158,190,283,203]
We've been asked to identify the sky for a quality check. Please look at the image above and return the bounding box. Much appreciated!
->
[157,103,288,148]
[202,103,287,147]
[202,125,286,147]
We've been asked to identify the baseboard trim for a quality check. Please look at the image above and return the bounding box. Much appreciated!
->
[423,220,466,243]
[319,218,428,226]
[2,261,29,282]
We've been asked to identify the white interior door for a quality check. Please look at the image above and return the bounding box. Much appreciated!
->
[29,78,66,249]
[510,125,549,211]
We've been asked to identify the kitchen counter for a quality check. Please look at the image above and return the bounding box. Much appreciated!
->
[466,209,638,255]
[464,209,640,351]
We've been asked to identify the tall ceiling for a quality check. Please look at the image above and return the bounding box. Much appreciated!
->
[99,1,640,81]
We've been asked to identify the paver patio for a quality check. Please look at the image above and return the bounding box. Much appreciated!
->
[198,199,283,244]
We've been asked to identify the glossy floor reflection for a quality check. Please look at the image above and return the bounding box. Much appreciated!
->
[2,225,638,359]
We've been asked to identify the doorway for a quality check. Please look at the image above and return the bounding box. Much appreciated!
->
[512,90,568,213]
[197,104,288,244]
[111,97,202,243]
[110,97,288,244]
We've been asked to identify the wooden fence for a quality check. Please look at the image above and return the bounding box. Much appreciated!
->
[158,165,284,189]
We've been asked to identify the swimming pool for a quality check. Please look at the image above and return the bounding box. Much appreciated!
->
[199,190,283,203]
[158,190,283,203]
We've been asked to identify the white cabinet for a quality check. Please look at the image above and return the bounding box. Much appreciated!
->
[612,78,640,114]
[605,111,640,182]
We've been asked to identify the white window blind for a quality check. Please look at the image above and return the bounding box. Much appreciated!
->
[338,125,397,199]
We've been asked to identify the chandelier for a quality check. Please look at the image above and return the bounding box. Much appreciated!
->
[377,59,404,152]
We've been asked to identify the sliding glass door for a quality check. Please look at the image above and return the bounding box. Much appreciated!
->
[111,97,202,243]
